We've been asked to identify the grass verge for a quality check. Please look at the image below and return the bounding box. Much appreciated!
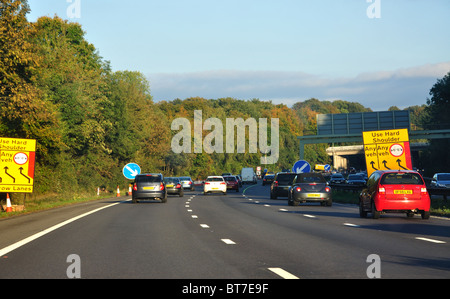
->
[0,192,115,219]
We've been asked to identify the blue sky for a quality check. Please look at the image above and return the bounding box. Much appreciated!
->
[27,0,450,110]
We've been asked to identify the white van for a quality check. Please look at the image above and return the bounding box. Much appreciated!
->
[241,168,257,184]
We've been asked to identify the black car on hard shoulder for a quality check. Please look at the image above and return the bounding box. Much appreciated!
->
[329,173,346,185]
[346,174,366,187]
[288,172,332,206]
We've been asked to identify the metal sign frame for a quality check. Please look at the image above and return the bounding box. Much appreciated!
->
[317,110,410,136]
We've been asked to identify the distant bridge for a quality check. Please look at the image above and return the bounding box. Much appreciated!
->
[325,142,429,170]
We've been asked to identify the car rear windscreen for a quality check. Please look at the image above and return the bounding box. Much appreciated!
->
[136,175,162,183]
[223,176,236,181]
[164,178,179,183]
[276,173,297,183]
[437,174,450,180]
[206,177,224,182]
[296,175,326,183]
[381,173,424,185]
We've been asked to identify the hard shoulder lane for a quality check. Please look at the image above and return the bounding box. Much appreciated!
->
[188,188,373,278]
[201,183,450,278]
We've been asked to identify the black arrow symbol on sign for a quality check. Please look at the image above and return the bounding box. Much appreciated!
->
[4,167,15,183]
[370,161,378,170]
[396,159,408,170]
[382,160,391,169]
[19,167,31,183]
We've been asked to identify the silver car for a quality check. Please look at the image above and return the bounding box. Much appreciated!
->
[431,173,450,188]
[132,173,167,203]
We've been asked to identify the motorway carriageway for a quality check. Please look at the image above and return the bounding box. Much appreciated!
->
[0,183,449,279]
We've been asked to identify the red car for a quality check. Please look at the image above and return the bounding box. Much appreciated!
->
[359,170,430,219]
[223,175,239,192]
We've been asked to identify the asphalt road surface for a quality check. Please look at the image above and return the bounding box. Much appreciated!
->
[1,183,449,279]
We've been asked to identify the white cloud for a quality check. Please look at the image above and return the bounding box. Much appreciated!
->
[148,62,450,111]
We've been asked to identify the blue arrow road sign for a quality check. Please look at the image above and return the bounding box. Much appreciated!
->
[292,160,311,173]
[324,164,331,171]
[123,163,141,179]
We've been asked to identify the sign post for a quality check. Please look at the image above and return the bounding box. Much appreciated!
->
[362,129,412,177]
[0,137,36,193]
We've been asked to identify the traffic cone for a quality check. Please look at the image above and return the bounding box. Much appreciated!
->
[116,185,120,197]
[5,193,12,213]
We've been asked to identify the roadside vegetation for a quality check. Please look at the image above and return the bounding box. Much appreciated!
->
[1,1,449,215]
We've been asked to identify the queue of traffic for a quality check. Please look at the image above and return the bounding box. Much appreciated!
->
[130,173,242,202]
[130,168,449,220]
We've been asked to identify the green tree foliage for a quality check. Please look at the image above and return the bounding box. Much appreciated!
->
[421,72,450,174]
[0,0,61,161]
[1,1,444,199]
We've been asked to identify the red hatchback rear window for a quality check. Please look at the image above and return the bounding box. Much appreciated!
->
[380,172,424,185]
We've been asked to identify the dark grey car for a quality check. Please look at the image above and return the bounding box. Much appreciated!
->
[270,172,297,199]
[132,173,167,203]
[164,177,184,197]
[288,172,332,206]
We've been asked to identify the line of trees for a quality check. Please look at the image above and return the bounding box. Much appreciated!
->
[1,0,448,198]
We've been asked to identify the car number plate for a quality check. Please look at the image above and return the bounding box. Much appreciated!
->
[212,187,218,189]
[143,187,154,190]
[394,190,412,194]
[166,184,173,187]
[307,193,321,198]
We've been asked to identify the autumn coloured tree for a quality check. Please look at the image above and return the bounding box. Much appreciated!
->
[1,0,444,198]
[0,0,61,163]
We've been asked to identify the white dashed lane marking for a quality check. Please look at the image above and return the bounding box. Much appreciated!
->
[268,267,299,279]
[221,239,236,245]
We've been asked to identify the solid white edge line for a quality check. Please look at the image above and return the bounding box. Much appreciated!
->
[268,267,300,279]
[0,201,122,257]
[415,237,446,244]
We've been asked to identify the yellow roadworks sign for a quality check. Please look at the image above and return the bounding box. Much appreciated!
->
[0,137,36,193]
[362,129,412,177]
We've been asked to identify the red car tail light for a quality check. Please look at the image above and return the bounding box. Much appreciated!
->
[176,183,181,188]
[325,186,331,192]
[378,187,385,194]
[295,186,301,192]
[160,183,165,190]
[133,183,137,191]
[273,181,278,187]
